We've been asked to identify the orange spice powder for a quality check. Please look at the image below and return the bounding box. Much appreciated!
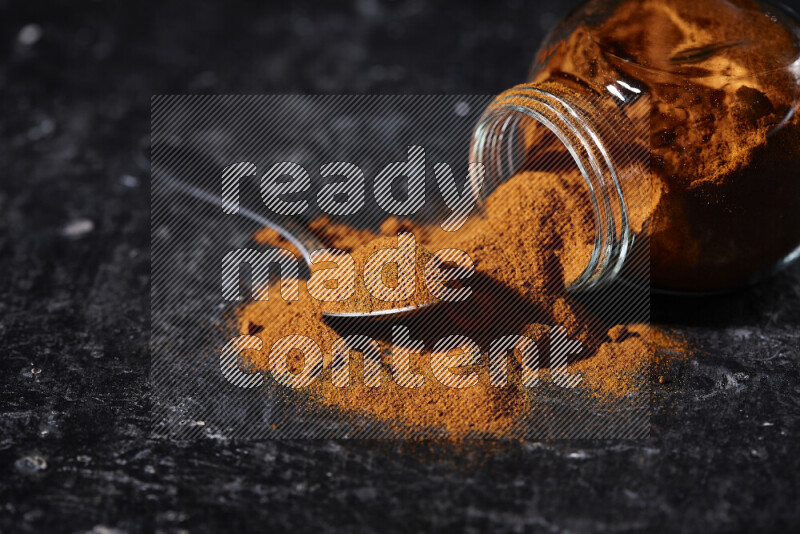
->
[236,168,688,438]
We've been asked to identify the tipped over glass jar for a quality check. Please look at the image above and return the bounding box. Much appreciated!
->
[471,0,800,292]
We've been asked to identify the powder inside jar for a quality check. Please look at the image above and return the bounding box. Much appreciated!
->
[237,169,687,438]
[525,0,800,290]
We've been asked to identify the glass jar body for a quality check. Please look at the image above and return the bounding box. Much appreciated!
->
[473,0,800,292]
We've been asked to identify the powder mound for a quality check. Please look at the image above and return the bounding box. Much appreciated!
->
[237,279,532,438]
[321,233,438,314]
[477,170,595,290]
[237,280,335,371]
[236,165,687,438]
[237,284,687,438]
[571,324,689,399]
[255,170,597,307]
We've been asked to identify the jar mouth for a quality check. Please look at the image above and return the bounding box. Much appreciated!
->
[470,85,648,291]
[472,106,604,291]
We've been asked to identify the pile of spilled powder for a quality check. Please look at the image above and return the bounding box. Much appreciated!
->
[236,169,689,438]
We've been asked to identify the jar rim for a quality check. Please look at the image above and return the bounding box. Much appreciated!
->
[470,85,644,291]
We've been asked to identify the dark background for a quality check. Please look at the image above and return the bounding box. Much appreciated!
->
[1,0,799,531]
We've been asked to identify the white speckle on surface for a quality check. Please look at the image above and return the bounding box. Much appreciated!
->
[762,422,774,427]
[120,174,139,188]
[85,525,125,534]
[18,24,42,45]
[27,118,55,140]
[16,455,47,473]
[62,218,94,237]
[729,328,753,340]
[39,118,55,134]
[205,429,228,440]
[567,450,589,460]
[623,489,640,501]
[454,101,470,117]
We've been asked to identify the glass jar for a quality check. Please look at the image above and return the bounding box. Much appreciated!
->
[471,0,800,292]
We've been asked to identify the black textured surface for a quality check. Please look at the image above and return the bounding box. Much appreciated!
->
[1,0,799,532]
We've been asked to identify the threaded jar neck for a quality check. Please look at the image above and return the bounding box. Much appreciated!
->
[470,81,644,290]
